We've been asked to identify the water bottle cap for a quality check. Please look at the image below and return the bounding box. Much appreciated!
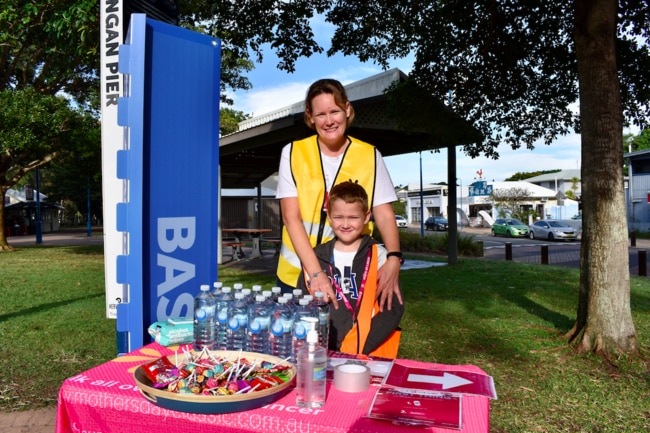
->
[213,281,223,289]
[200,284,210,291]
[293,289,303,296]
[234,293,245,299]
[242,288,251,295]
[234,283,243,289]
[277,297,288,304]
[252,285,262,291]
[314,291,324,299]
[255,295,265,302]
[222,287,232,293]
[299,299,310,306]
[262,290,272,297]
[303,295,313,302]
[272,286,281,293]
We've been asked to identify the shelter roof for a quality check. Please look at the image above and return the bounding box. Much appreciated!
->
[523,169,581,182]
[6,201,63,211]
[490,181,559,198]
[219,69,481,188]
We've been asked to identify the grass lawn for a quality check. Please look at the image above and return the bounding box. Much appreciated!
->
[1,245,649,432]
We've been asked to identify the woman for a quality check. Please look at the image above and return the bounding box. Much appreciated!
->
[275,78,402,311]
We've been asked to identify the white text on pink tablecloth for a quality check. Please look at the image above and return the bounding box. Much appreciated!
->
[61,383,323,432]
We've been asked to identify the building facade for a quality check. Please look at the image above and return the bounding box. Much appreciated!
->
[403,180,579,228]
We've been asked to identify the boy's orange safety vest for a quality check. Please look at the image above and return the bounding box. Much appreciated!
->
[339,244,401,359]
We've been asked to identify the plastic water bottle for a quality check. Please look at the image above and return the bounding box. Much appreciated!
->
[233,283,243,295]
[282,293,295,311]
[313,291,330,350]
[291,299,316,363]
[248,295,272,354]
[302,294,320,320]
[271,286,282,303]
[193,284,216,351]
[269,297,293,359]
[252,284,263,299]
[262,290,275,308]
[242,288,253,305]
[296,317,327,408]
[227,292,249,351]
[212,281,223,297]
[215,286,233,350]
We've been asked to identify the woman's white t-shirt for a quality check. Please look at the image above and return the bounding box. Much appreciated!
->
[276,142,397,205]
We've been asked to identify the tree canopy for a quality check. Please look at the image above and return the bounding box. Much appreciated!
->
[178,1,649,359]
[0,1,102,249]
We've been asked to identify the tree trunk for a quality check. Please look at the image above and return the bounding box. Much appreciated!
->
[0,193,15,251]
[570,0,637,356]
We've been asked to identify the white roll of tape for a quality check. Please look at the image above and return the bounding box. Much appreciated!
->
[333,363,371,393]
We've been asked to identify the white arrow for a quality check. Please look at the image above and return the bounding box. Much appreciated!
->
[407,373,473,390]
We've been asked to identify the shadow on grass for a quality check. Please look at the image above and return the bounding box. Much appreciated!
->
[399,260,579,364]
[501,290,575,330]
[0,292,105,323]
[16,244,104,256]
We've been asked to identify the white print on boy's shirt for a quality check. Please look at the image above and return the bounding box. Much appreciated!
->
[333,249,358,297]
[332,245,388,298]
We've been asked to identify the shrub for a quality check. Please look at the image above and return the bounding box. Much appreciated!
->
[373,230,483,257]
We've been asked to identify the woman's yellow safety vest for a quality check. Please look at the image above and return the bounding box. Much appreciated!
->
[276,135,377,288]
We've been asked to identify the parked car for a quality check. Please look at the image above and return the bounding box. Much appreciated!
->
[396,215,408,228]
[491,218,529,238]
[425,216,448,231]
[529,220,578,241]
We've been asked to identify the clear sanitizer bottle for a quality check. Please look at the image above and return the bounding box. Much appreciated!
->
[296,317,327,408]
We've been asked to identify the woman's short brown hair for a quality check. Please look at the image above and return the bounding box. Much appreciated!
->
[304,79,355,129]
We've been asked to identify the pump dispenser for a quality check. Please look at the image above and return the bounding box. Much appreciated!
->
[295,317,327,408]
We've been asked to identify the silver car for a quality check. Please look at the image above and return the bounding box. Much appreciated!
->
[528,220,578,241]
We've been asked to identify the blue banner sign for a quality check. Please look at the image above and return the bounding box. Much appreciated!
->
[115,15,220,353]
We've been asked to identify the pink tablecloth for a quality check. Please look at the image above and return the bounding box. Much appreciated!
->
[56,343,489,433]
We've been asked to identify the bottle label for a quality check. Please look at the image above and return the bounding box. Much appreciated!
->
[195,308,207,321]
[270,319,284,336]
[313,366,327,381]
[249,317,269,334]
[217,308,228,323]
[228,316,239,331]
[293,322,307,338]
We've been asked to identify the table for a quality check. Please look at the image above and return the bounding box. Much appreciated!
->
[222,228,272,259]
[56,343,490,433]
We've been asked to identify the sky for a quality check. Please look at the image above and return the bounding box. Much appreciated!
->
[227,19,635,188]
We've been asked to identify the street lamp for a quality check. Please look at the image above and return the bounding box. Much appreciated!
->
[457,177,463,231]
[36,167,42,244]
[87,175,92,237]
[420,151,424,237]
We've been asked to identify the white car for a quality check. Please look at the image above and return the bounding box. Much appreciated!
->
[396,215,408,228]
[529,220,578,241]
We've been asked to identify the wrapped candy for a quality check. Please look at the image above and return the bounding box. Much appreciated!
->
[146,349,293,397]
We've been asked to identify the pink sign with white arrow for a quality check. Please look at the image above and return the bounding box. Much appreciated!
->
[384,362,498,399]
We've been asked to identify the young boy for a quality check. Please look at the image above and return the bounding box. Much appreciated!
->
[297,181,403,357]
